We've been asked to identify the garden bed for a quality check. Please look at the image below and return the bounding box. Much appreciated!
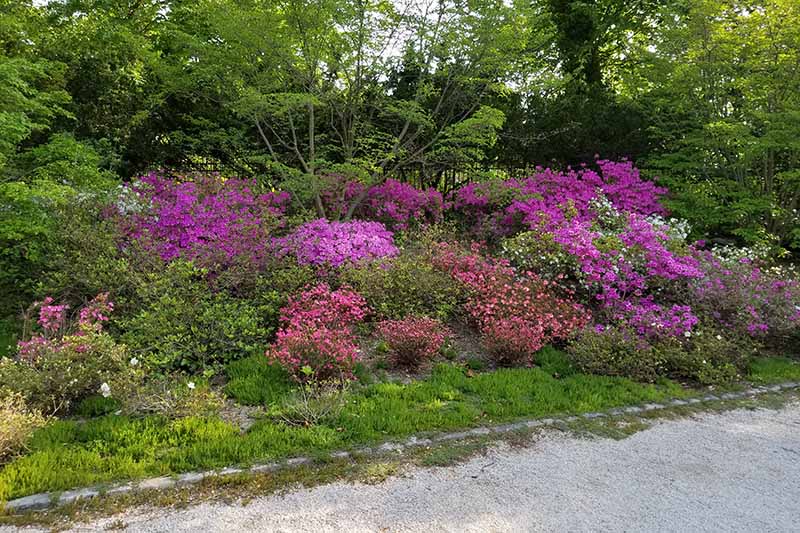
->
[2,162,799,507]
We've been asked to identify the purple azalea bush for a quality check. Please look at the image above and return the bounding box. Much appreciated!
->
[117,172,289,268]
[273,219,399,268]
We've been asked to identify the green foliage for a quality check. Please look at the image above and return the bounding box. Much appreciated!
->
[0,330,131,416]
[500,231,577,280]
[122,261,272,372]
[656,331,752,385]
[340,251,465,320]
[0,357,690,500]
[568,327,667,382]
[224,356,293,407]
[569,325,756,385]
[747,357,800,384]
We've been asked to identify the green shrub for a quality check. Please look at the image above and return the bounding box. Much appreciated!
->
[0,392,49,465]
[657,330,753,385]
[569,325,754,385]
[341,251,464,320]
[37,199,147,317]
[0,330,132,415]
[567,326,667,382]
[500,231,578,281]
[122,261,273,372]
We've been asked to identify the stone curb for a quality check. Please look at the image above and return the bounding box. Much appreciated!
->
[3,381,798,514]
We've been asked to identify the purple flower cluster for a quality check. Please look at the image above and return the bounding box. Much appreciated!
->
[119,172,289,267]
[450,159,667,236]
[273,219,399,268]
[318,175,443,230]
[691,251,800,340]
[362,179,443,230]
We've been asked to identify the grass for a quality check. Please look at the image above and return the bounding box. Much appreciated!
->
[747,356,800,384]
[1,349,798,504]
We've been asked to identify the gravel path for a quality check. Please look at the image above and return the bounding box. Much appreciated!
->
[7,403,800,532]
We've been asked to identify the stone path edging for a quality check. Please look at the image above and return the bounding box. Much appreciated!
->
[4,381,798,514]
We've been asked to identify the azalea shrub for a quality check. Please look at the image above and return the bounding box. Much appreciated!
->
[267,284,368,382]
[449,158,667,238]
[273,219,399,268]
[567,325,667,382]
[341,250,465,320]
[377,317,451,369]
[319,175,443,230]
[122,261,272,372]
[0,294,132,415]
[432,242,588,366]
[569,324,754,385]
[117,172,289,269]
[689,250,800,347]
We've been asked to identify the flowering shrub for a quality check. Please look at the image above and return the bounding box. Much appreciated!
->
[361,179,444,230]
[117,172,289,268]
[273,219,398,268]
[432,243,588,365]
[268,325,361,382]
[1,294,131,414]
[450,159,667,237]
[267,284,368,382]
[690,250,800,345]
[278,283,368,331]
[377,317,450,369]
[318,175,443,230]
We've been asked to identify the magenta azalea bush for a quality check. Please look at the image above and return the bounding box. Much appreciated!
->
[273,219,398,268]
[117,172,289,268]
[450,159,667,237]
[690,251,800,343]
[319,175,443,230]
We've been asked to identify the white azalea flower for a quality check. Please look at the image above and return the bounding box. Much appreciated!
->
[130,357,139,366]
[683,331,691,338]
[99,382,111,398]
[187,382,196,390]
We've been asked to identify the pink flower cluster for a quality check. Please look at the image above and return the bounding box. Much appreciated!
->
[432,243,588,365]
[78,292,114,332]
[377,317,450,369]
[273,219,399,268]
[17,293,114,361]
[450,159,667,236]
[119,172,289,268]
[36,297,69,335]
[267,284,369,381]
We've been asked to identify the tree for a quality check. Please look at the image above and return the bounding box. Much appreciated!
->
[631,0,800,250]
